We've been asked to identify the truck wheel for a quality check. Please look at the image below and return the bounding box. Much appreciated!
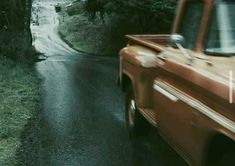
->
[125,87,150,139]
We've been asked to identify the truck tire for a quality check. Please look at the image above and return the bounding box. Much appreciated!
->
[125,87,150,139]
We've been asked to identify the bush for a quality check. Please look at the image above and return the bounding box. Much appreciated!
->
[0,30,37,62]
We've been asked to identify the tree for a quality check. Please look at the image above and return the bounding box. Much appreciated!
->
[84,0,106,22]
[0,0,33,61]
[84,0,176,33]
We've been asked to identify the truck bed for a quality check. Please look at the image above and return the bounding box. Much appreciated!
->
[126,34,170,52]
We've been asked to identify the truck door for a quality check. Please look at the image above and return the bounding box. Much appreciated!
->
[153,1,204,161]
[153,65,200,161]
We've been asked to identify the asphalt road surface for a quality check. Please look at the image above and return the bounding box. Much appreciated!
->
[26,0,187,165]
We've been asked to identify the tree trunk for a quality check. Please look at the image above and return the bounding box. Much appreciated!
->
[0,0,33,61]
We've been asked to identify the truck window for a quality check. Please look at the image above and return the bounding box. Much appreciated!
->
[204,0,235,55]
[179,1,203,49]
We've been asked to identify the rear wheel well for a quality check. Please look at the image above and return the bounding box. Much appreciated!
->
[205,133,235,165]
[121,74,132,92]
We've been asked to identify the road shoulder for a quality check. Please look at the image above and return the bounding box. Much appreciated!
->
[0,56,41,165]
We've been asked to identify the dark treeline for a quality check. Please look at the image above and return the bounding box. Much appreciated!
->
[0,0,33,61]
[84,0,177,33]
[80,0,176,54]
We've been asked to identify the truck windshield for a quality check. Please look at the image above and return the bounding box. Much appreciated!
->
[205,0,235,56]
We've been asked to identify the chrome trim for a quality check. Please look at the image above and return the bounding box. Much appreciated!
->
[153,84,179,102]
[154,80,235,133]
[229,70,233,104]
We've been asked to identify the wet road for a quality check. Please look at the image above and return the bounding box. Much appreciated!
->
[29,1,187,166]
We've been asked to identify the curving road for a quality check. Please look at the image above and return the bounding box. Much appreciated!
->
[25,0,187,166]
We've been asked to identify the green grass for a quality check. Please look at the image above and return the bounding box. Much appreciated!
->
[58,2,125,56]
[0,56,40,165]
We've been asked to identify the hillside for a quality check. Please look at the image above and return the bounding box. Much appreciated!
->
[58,0,176,56]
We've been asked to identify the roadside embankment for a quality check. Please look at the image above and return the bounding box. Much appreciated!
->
[58,1,125,56]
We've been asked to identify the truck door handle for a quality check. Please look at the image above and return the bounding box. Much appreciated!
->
[157,55,166,62]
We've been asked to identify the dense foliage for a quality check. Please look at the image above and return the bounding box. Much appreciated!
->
[84,0,177,33]
[60,0,177,55]
[0,0,33,61]
[0,1,29,30]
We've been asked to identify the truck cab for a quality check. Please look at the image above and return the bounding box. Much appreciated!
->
[119,0,235,165]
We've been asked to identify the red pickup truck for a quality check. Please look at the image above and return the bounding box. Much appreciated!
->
[119,0,235,165]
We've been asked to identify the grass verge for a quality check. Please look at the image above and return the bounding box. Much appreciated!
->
[58,2,125,56]
[0,56,40,165]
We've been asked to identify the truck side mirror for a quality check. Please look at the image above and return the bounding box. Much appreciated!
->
[168,34,194,65]
[168,34,185,48]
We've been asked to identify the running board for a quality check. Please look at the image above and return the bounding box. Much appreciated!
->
[138,108,158,127]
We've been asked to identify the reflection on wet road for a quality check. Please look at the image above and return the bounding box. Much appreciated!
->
[30,0,187,165]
